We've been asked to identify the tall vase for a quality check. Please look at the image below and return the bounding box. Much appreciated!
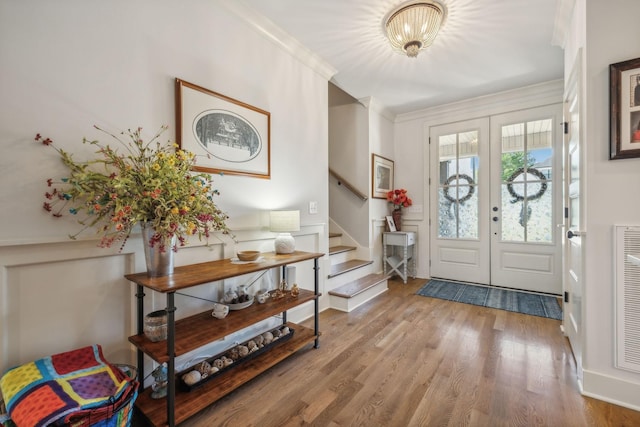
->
[392,209,402,231]
[141,223,176,277]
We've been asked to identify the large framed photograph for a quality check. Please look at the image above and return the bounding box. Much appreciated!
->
[176,78,271,178]
[372,153,394,199]
[610,57,640,160]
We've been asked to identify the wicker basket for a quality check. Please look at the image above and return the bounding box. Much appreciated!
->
[0,397,14,427]
[59,381,138,427]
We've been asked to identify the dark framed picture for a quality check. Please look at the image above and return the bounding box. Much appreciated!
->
[610,57,640,160]
[175,78,271,178]
[372,153,394,199]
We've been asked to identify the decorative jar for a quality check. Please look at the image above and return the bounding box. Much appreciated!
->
[144,309,168,342]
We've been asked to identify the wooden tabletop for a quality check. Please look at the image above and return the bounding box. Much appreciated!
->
[124,251,324,293]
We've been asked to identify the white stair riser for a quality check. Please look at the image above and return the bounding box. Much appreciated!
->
[330,280,388,312]
[327,265,375,291]
[329,250,356,265]
[329,236,342,246]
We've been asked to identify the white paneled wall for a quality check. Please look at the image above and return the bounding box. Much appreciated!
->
[0,225,326,376]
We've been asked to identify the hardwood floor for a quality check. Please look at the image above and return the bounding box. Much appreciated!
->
[138,278,640,426]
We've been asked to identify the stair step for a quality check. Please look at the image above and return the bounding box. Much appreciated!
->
[329,245,356,256]
[328,259,373,278]
[329,232,342,239]
[328,273,389,298]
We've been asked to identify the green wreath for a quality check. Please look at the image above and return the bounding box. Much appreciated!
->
[506,167,548,202]
[443,174,475,204]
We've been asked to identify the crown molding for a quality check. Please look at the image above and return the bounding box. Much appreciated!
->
[219,0,337,81]
[395,79,564,124]
[360,97,396,122]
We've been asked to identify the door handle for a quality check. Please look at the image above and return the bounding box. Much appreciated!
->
[567,230,585,239]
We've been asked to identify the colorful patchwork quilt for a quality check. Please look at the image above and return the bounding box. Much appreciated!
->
[0,345,132,427]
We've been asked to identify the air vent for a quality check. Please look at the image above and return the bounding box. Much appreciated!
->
[615,225,640,372]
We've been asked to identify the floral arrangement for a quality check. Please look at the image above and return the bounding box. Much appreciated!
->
[37,125,231,252]
[386,188,412,210]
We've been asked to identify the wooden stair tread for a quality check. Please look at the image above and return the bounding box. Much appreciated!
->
[329,232,342,238]
[328,259,373,278]
[329,245,357,255]
[329,273,389,298]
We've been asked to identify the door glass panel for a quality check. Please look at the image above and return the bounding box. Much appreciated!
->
[438,131,479,239]
[569,148,580,230]
[500,119,553,243]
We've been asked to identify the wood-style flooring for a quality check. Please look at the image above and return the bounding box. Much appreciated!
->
[138,277,640,426]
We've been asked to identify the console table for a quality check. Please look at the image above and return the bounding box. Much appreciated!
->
[383,231,416,284]
[124,251,322,426]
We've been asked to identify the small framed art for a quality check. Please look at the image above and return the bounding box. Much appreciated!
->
[372,153,394,199]
[385,215,397,232]
[610,57,640,159]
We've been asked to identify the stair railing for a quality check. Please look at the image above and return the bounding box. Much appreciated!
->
[329,168,368,201]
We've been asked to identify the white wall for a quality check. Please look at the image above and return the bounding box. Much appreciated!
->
[563,0,640,409]
[367,100,396,267]
[327,95,396,255]
[329,102,369,245]
[0,0,330,372]
[367,100,396,225]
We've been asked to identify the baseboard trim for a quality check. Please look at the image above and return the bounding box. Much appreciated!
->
[582,369,640,411]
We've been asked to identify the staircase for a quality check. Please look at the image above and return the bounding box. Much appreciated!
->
[327,232,389,312]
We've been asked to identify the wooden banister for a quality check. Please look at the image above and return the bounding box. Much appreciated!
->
[329,168,368,201]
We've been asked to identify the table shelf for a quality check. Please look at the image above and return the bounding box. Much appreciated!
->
[128,289,317,364]
[135,323,316,427]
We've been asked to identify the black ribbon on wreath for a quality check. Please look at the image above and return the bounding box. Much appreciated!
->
[443,174,475,218]
[506,167,548,227]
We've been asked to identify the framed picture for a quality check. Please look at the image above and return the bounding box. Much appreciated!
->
[175,78,271,178]
[610,57,640,159]
[385,215,397,232]
[372,153,394,199]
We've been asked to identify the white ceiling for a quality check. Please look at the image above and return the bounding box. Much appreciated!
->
[239,0,565,115]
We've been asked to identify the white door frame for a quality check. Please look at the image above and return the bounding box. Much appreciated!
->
[563,48,585,384]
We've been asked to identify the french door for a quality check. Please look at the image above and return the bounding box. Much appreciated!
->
[429,105,563,295]
[429,118,490,284]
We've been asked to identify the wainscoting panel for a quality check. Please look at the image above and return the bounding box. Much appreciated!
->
[0,225,326,375]
[0,239,142,373]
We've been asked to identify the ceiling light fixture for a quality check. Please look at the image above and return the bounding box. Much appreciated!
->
[384,1,446,58]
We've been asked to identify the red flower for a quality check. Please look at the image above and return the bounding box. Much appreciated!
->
[386,189,412,209]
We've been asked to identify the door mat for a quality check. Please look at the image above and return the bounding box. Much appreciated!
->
[416,279,562,320]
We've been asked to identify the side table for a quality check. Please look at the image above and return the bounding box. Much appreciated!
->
[383,231,416,284]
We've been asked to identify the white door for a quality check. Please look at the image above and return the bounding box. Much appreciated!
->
[489,105,563,294]
[429,118,491,284]
[563,50,584,381]
[430,106,563,295]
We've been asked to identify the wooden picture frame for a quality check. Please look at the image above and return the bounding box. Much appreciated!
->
[372,153,394,199]
[175,78,271,178]
[610,57,640,159]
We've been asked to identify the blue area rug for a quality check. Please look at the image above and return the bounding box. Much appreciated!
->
[416,279,562,320]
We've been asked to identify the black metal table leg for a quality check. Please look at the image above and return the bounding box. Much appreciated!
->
[136,285,145,384]
[313,258,319,348]
[166,292,176,427]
